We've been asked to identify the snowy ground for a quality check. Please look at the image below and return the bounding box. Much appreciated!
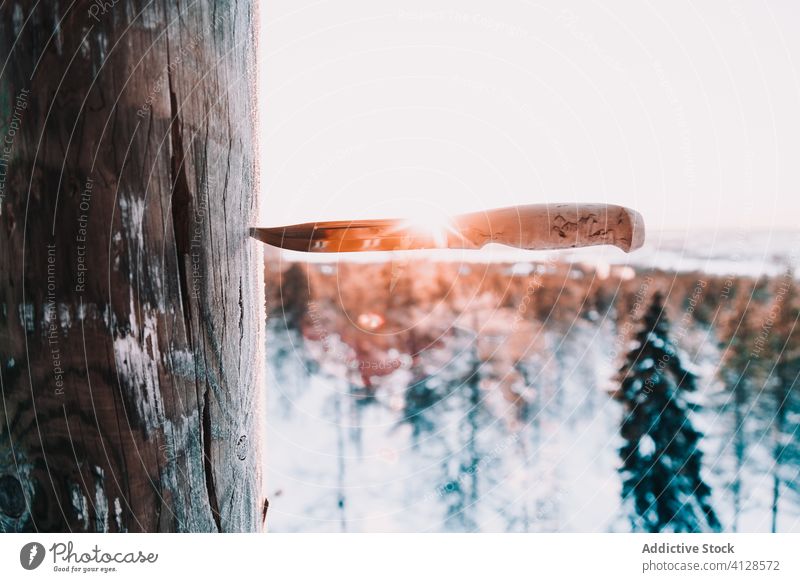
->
[265,320,800,533]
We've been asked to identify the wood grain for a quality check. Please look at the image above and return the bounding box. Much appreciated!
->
[0,0,266,532]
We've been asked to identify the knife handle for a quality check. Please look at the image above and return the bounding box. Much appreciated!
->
[453,203,645,253]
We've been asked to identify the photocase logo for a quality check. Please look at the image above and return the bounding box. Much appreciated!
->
[19,542,46,570]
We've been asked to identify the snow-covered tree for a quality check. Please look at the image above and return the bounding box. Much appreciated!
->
[714,278,775,531]
[752,270,800,531]
[613,292,720,532]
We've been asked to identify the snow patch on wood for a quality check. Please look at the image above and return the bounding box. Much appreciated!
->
[12,4,23,37]
[17,303,34,332]
[58,303,72,332]
[113,498,126,532]
[52,2,63,56]
[93,466,109,532]
[112,292,164,434]
[70,483,89,531]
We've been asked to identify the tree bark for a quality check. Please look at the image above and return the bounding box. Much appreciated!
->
[0,0,266,532]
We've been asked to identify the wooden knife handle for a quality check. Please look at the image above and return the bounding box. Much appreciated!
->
[452,203,645,253]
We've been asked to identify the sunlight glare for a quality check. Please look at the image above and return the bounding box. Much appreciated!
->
[398,209,459,248]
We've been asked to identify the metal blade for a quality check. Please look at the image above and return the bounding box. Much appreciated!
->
[250,218,472,253]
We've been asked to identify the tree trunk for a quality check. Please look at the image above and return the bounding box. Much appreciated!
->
[771,473,779,533]
[0,0,266,532]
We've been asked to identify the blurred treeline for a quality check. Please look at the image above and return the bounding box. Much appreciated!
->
[265,258,799,531]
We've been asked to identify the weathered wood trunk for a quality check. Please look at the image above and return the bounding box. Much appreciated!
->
[0,1,266,532]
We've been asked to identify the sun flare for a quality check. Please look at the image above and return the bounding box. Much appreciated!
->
[398,212,459,248]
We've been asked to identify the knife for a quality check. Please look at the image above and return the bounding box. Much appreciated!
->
[250,203,645,254]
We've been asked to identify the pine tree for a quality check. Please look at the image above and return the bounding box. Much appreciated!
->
[714,277,775,531]
[755,270,800,531]
[278,262,311,331]
[614,292,720,532]
[403,372,440,440]
[402,331,445,441]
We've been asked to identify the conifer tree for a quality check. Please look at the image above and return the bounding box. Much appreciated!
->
[715,281,760,531]
[712,276,791,531]
[278,262,311,331]
[614,292,720,532]
[754,270,800,531]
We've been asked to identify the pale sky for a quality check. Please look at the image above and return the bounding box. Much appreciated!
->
[257,0,800,233]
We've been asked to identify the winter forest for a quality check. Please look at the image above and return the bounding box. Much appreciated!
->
[264,233,800,533]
